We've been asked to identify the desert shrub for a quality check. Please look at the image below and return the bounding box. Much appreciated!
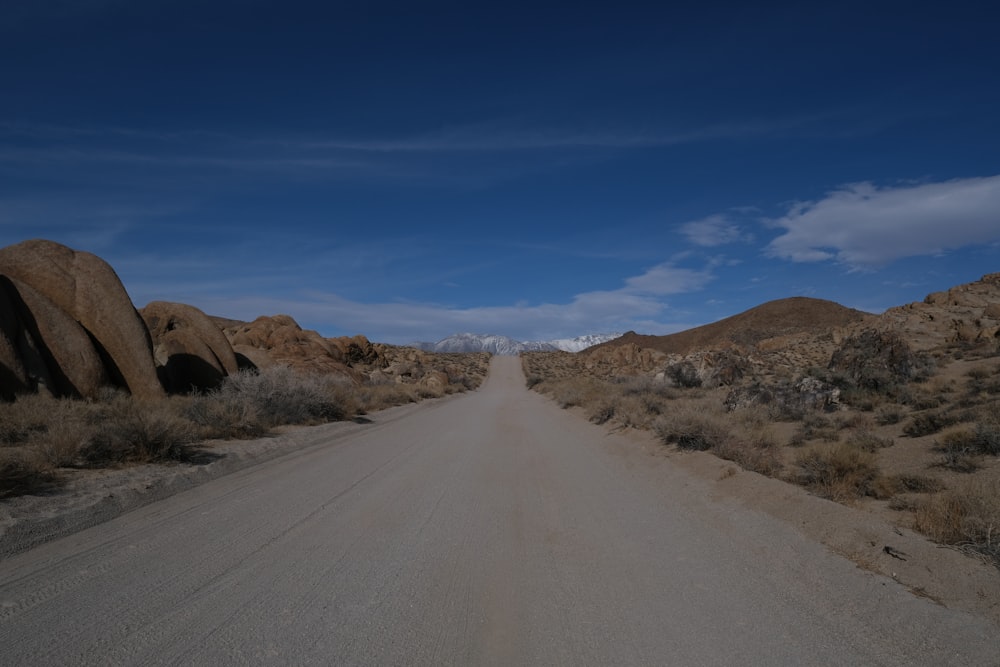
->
[828,329,934,397]
[896,474,946,493]
[795,443,880,501]
[888,496,918,512]
[965,365,1000,395]
[184,392,268,440]
[915,478,1000,567]
[732,405,770,430]
[665,362,702,388]
[838,388,880,411]
[906,392,944,410]
[836,412,872,430]
[34,419,91,467]
[215,367,353,427]
[81,398,198,464]
[966,367,990,381]
[715,427,783,476]
[0,394,54,445]
[932,429,982,473]
[550,379,595,409]
[846,429,895,452]
[654,409,730,451]
[789,413,840,446]
[414,384,442,400]
[871,473,945,500]
[525,375,544,389]
[612,395,652,428]
[0,453,60,498]
[973,410,1000,455]
[0,396,92,466]
[588,400,617,425]
[356,383,419,411]
[185,366,353,437]
[903,410,956,437]
[875,404,905,425]
[615,376,678,400]
[639,394,666,417]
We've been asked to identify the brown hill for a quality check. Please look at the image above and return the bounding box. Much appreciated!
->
[592,297,875,357]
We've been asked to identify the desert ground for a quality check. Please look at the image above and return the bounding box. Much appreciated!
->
[0,357,997,665]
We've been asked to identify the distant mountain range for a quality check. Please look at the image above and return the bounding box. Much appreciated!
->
[413,332,622,355]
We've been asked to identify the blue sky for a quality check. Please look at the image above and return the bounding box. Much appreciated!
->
[2,1,999,344]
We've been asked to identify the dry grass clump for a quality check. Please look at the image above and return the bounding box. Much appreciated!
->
[789,413,840,446]
[588,399,617,425]
[184,391,268,440]
[873,473,945,499]
[184,366,356,439]
[1,395,94,469]
[0,453,61,499]
[965,364,1000,395]
[715,426,784,476]
[846,428,895,452]
[970,409,1000,455]
[546,377,602,409]
[521,351,581,383]
[915,477,1000,567]
[654,408,730,451]
[795,443,880,502]
[81,395,198,465]
[875,404,905,425]
[903,409,957,437]
[356,383,420,412]
[654,406,782,475]
[224,367,354,426]
[0,394,86,449]
[932,429,983,473]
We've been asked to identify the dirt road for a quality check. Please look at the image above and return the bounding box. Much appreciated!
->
[1,357,997,665]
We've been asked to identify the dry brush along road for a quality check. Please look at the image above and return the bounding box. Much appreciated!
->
[1,357,997,665]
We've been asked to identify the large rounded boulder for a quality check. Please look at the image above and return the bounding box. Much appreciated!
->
[141,301,239,393]
[0,239,163,399]
[0,276,109,399]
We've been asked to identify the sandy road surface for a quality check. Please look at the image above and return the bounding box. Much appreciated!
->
[1,356,997,665]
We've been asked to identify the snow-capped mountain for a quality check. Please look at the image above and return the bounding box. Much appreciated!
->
[414,332,622,355]
[546,333,623,353]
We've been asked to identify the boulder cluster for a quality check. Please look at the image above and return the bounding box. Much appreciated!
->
[0,239,465,402]
[0,240,164,400]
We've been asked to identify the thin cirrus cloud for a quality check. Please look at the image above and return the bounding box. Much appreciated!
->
[765,175,1000,266]
[680,215,753,247]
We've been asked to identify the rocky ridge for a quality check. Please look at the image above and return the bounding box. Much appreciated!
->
[879,272,1000,350]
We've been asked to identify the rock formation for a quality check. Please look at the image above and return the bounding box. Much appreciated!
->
[880,273,1000,350]
[0,240,163,400]
[141,301,239,393]
[218,315,362,380]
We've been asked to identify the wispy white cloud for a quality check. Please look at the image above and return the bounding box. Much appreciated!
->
[0,110,847,164]
[680,214,753,247]
[622,262,715,295]
[0,145,363,172]
[765,176,1000,266]
[286,113,841,153]
[159,260,716,343]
